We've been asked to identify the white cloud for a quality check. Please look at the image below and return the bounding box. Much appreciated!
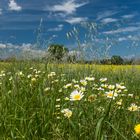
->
[0,43,7,49]
[121,14,135,19]
[104,26,140,34]
[118,37,127,42]
[0,43,46,59]
[21,45,46,59]
[46,0,88,15]
[101,18,118,24]
[48,24,64,32]
[0,43,30,49]
[0,9,2,15]
[118,35,140,42]
[96,10,119,20]
[124,54,135,59]
[65,17,88,24]
[8,0,22,11]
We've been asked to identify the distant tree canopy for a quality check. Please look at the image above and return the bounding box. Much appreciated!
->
[100,59,111,65]
[47,44,69,61]
[111,55,124,65]
[100,55,127,65]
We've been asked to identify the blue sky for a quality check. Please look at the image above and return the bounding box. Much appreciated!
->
[0,0,140,58]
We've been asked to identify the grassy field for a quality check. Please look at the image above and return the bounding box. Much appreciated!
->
[0,62,140,139]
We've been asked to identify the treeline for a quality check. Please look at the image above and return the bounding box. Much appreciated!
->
[0,44,140,65]
[1,55,139,65]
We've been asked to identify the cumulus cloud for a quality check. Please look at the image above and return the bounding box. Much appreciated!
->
[118,35,140,42]
[65,17,88,24]
[0,43,46,59]
[0,43,7,49]
[46,0,88,15]
[0,9,2,15]
[101,18,118,24]
[96,10,119,20]
[8,0,22,11]
[122,14,136,19]
[48,24,64,32]
[104,26,140,34]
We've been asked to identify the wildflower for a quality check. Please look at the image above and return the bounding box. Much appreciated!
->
[27,74,32,78]
[64,83,72,89]
[52,79,59,84]
[134,124,140,135]
[48,72,56,78]
[88,94,97,102]
[101,84,108,88]
[80,80,87,86]
[116,99,122,106]
[70,90,84,101]
[8,90,12,94]
[74,84,80,89]
[115,89,122,93]
[61,108,72,118]
[124,89,128,92]
[108,85,115,90]
[59,89,62,93]
[97,106,105,112]
[17,71,24,77]
[61,74,65,76]
[35,74,39,78]
[36,70,41,74]
[97,87,104,91]
[116,83,126,90]
[105,91,118,99]
[65,97,70,101]
[72,79,78,83]
[55,105,60,108]
[128,103,139,111]
[31,77,36,84]
[80,86,86,92]
[50,72,56,75]
[9,76,13,81]
[54,79,59,82]
[100,78,107,82]
[44,87,50,92]
[56,98,61,102]
[1,70,5,74]
[128,94,133,97]
[29,67,33,70]
[85,77,95,81]
[56,116,60,119]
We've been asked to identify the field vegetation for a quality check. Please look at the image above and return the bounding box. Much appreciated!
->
[0,62,140,139]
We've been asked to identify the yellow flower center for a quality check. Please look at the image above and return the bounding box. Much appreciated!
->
[74,94,81,100]
[135,124,140,134]
[132,106,138,111]
[108,93,113,97]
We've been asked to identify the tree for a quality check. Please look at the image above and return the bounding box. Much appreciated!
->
[100,59,111,65]
[47,44,69,61]
[111,55,124,65]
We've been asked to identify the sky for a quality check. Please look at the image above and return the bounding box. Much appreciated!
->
[0,0,140,59]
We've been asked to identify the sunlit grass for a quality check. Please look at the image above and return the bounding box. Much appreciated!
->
[0,62,140,139]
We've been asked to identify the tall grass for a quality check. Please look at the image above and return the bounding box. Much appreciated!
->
[0,62,140,139]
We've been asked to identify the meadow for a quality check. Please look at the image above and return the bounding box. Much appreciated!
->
[0,62,140,140]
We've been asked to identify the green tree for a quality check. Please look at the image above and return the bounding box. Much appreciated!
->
[111,55,124,65]
[47,44,69,61]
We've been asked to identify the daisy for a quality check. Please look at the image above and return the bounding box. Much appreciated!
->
[70,90,84,101]
[61,108,72,118]
[105,91,118,99]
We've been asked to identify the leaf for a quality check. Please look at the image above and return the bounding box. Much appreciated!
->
[105,121,128,140]
[95,117,104,140]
